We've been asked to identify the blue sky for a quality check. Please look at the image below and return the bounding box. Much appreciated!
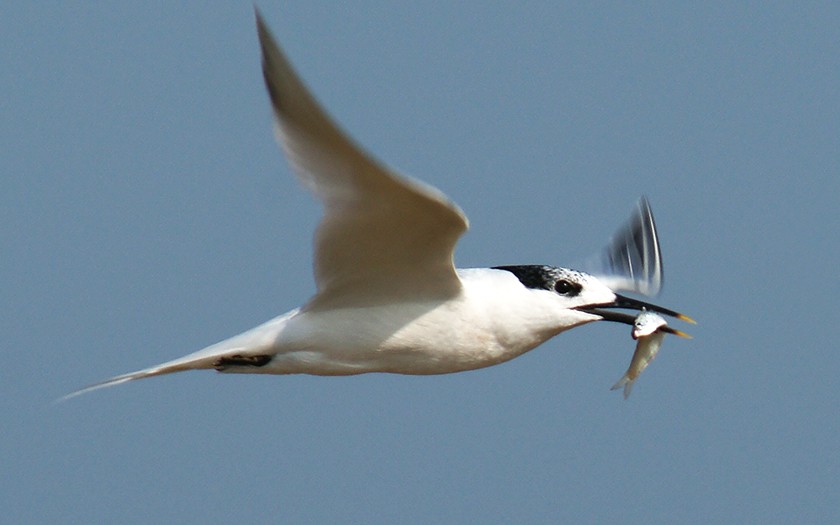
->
[4,2,839,523]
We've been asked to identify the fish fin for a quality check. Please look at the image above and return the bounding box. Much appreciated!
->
[611,375,635,400]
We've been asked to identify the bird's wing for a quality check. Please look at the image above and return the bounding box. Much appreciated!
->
[584,196,663,296]
[256,11,468,310]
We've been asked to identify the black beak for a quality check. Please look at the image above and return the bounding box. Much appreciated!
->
[611,294,695,323]
[578,293,695,337]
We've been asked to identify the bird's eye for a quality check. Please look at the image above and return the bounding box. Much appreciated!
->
[554,279,580,296]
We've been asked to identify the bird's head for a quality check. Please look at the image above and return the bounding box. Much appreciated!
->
[492,265,694,335]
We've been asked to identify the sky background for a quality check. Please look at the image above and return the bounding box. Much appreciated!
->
[3,2,839,523]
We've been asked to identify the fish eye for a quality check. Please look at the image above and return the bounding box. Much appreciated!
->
[554,279,581,296]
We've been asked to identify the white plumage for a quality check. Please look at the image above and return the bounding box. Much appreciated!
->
[63,10,692,400]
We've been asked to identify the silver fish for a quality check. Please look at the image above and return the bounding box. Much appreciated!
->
[611,310,690,399]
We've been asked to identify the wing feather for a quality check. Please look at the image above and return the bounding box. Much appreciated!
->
[584,196,664,296]
[256,12,468,309]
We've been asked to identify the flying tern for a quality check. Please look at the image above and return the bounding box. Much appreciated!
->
[63,11,693,400]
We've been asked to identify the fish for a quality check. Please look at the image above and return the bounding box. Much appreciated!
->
[611,309,690,399]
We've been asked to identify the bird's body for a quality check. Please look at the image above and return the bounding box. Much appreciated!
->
[63,10,693,400]
[253,268,571,376]
[89,268,610,391]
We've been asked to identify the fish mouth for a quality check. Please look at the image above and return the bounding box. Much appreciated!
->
[577,293,695,338]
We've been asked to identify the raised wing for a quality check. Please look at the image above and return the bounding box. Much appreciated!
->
[584,196,663,296]
[256,11,469,310]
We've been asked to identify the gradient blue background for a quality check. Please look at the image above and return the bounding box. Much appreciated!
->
[4,2,839,523]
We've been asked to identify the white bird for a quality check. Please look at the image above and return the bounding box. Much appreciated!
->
[63,11,693,400]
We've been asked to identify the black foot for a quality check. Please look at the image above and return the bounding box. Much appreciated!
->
[214,354,272,370]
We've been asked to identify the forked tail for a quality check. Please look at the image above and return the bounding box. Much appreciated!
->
[610,375,635,400]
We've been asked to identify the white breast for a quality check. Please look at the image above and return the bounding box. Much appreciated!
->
[254,268,597,375]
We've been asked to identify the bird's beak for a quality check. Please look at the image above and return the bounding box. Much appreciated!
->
[578,293,695,338]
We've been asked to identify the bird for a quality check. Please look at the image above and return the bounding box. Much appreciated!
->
[62,10,693,400]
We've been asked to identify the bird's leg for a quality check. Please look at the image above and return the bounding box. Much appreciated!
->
[213,355,272,370]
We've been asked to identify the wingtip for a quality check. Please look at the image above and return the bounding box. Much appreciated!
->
[637,194,652,214]
[254,6,278,55]
[55,364,171,403]
[54,374,137,404]
[254,5,267,34]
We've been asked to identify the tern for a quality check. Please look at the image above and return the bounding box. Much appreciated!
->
[64,11,693,400]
